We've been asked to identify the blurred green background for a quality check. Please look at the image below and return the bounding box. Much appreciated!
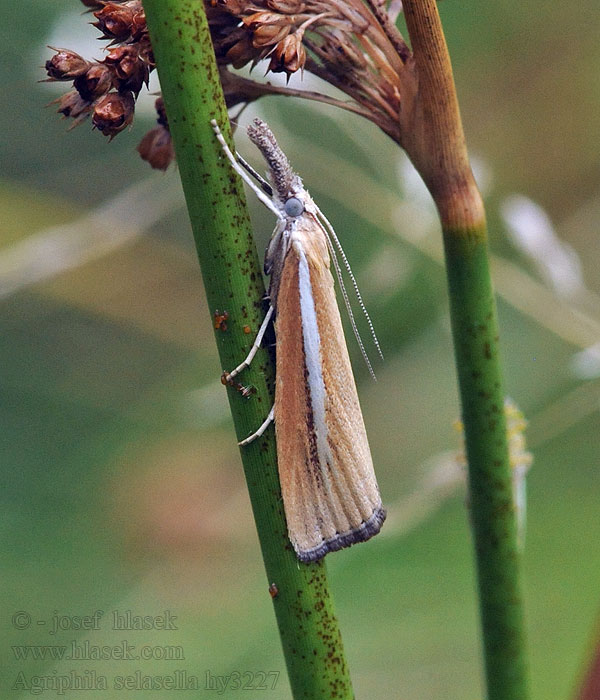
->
[2,1,600,698]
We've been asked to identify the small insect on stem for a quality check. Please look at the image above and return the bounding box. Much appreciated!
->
[212,118,385,562]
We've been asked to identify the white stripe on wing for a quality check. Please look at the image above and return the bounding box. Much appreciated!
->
[295,240,331,469]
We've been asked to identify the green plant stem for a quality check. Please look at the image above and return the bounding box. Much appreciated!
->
[401,2,530,699]
[444,226,529,700]
[142,1,353,697]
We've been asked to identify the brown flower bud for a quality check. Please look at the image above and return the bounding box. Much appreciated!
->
[103,44,136,77]
[137,125,174,170]
[93,3,135,41]
[55,90,92,120]
[104,45,149,94]
[130,5,148,42]
[269,33,306,75]
[45,48,90,80]
[243,12,292,48]
[92,91,135,138]
[73,63,114,101]
[243,11,288,29]
[252,23,291,48]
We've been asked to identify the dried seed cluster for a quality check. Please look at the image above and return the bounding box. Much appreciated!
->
[45,0,173,168]
[208,0,407,136]
[46,0,410,168]
[208,0,309,76]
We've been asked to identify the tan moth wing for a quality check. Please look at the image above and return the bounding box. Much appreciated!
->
[274,216,385,562]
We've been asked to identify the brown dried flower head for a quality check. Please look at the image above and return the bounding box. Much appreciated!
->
[46,0,155,144]
[73,64,114,101]
[104,45,149,94]
[93,2,140,41]
[243,12,293,48]
[129,5,148,42]
[268,32,306,75]
[207,0,407,139]
[137,125,174,170]
[48,0,413,168]
[92,91,135,138]
[45,48,90,80]
[55,90,93,122]
[137,98,174,170]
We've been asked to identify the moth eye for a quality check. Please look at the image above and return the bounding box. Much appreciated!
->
[284,197,304,217]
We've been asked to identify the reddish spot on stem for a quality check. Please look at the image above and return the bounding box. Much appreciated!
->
[214,309,229,331]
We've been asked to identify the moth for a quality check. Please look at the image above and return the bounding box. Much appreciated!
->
[212,118,385,562]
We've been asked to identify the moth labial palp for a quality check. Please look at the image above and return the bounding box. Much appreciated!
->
[211,118,386,563]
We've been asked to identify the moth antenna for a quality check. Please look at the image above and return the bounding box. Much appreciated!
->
[211,119,281,219]
[317,207,384,364]
[325,234,376,380]
[236,153,273,197]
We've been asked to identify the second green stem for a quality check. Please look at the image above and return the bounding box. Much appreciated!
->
[444,226,528,700]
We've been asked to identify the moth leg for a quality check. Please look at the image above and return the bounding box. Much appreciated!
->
[211,119,282,219]
[239,406,275,446]
[223,304,274,382]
